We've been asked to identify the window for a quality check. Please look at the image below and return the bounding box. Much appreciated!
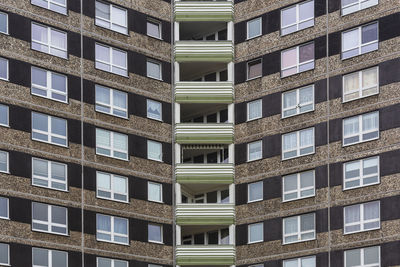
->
[344,246,380,267]
[282,128,314,160]
[32,112,67,147]
[97,171,128,202]
[96,214,129,245]
[344,201,380,234]
[281,0,314,36]
[0,104,8,126]
[247,17,261,39]
[248,140,262,162]
[343,66,378,102]
[147,140,162,161]
[31,0,67,14]
[32,202,68,235]
[247,99,262,121]
[0,243,9,266]
[343,111,379,146]
[148,182,163,203]
[342,22,378,60]
[0,11,8,34]
[148,223,163,243]
[96,128,128,160]
[147,60,162,80]
[97,257,128,267]
[281,42,314,77]
[31,66,68,103]
[147,19,162,39]
[95,85,128,118]
[0,197,9,219]
[149,265,162,267]
[342,0,378,16]
[95,1,128,34]
[32,247,68,267]
[283,256,316,267]
[247,58,262,80]
[283,213,315,244]
[32,158,68,191]
[283,170,315,202]
[248,222,263,243]
[95,43,128,76]
[0,151,8,173]
[0,57,8,81]
[282,85,314,118]
[31,23,67,58]
[248,181,263,203]
[147,99,162,121]
[344,156,379,190]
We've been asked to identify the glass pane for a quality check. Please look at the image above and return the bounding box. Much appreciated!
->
[113,133,127,151]
[52,250,67,267]
[148,182,161,202]
[32,247,48,266]
[114,260,128,267]
[33,113,49,132]
[363,157,378,175]
[249,223,263,242]
[342,0,358,6]
[364,246,379,264]
[345,249,361,267]
[364,201,379,220]
[51,72,66,93]
[112,6,127,27]
[33,202,48,221]
[97,257,112,267]
[0,198,7,218]
[282,48,297,69]
[362,112,378,132]
[148,224,162,242]
[248,100,261,120]
[0,13,7,33]
[248,60,262,79]
[96,85,110,105]
[112,49,127,68]
[249,141,262,160]
[148,140,162,161]
[362,23,378,44]
[249,181,263,201]
[97,214,111,231]
[50,29,66,50]
[147,61,161,79]
[32,67,47,87]
[95,44,110,63]
[299,43,314,63]
[51,117,66,136]
[32,23,48,43]
[113,176,127,194]
[343,29,359,51]
[301,256,316,267]
[301,214,315,232]
[300,128,314,147]
[299,1,314,21]
[345,161,360,179]
[33,158,48,177]
[96,1,110,20]
[113,90,127,109]
[284,217,298,234]
[248,18,261,38]
[300,171,314,188]
[114,217,127,235]
[345,205,360,224]
[147,100,162,120]
[343,72,359,94]
[96,129,110,147]
[283,90,297,109]
[51,206,66,225]
[283,174,297,192]
[283,259,298,267]
[0,58,7,80]
[362,67,377,88]
[344,117,359,137]
[283,132,297,151]
[282,6,296,28]
[147,21,160,38]
[97,173,111,190]
[51,162,66,181]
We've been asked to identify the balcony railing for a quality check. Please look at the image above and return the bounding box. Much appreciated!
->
[176,245,235,266]
[176,203,234,225]
[175,81,233,103]
[175,41,233,62]
[176,163,234,184]
[174,1,233,22]
[175,123,233,144]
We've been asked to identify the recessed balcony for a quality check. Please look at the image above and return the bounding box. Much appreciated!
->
[176,203,235,225]
[175,41,233,62]
[175,123,233,144]
[176,245,235,266]
[175,81,233,103]
[175,1,233,22]
[176,163,234,184]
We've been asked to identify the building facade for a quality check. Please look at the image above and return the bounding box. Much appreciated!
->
[0,0,399,266]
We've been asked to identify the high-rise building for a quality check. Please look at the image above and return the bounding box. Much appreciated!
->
[0,0,399,267]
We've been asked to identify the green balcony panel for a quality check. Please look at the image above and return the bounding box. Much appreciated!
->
[174,1,233,22]
[175,41,233,62]
[175,123,233,144]
[176,245,235,266]
[175,81,233,103]
[176,163,234,184]
[176,203,235,225]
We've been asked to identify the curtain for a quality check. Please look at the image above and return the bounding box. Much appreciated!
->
[113,90,127,109]
[363,157,378,175]
[300,214,314,231]
[284,259,298,267]
[32,113,48,132]
[112,49,127,68]
[284,174,297,192]
[148,100,161,119]
[32,23,48,43]
[249,141,261,159]
[113,176,127,194]
[114,217,127,235]
[97,214,111,231]
[96,129,111,148]
[95,44,110,63]
[148,183,161,201]
[96,85,110,104]
[32,67,47,87]
[50,29,66,50]
[362,68,377,88]
[97,173,111,190]
[299,43,314,63]
[51,162,66,181]
[300,129,313,147]
[51,117,66,136]
[345,205,360,224]
[344,72,359,93]
[33,159,48,177]
[112,6,127,27]
[284,217,298,235]
[362,112,378,131]
[282,48,297,69]
[343,29,359,51]
[148,141,162,160]
[364,202,379,220]
[301,257,316,267]
[299,86,313,104]
[284,91,296,109]
[283,132,297,151]
[113,133,127,151]
[345,161,360,179]
[95,1,110,20]
[344,117,359,136]
[362,23,378,44]
[249,100,261,119]
[51,72,66,92]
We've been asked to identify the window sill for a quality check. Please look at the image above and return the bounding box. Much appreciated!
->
[31,92,69,105]
[246,75,262,82]
[31,3,68,16]
[95,23,129,36]
[96,195,129,204]
[281,67,314,79]
[147,116,163,123]
[281,151,315,161]
[246,33,262,41]
[95,152,129,162]
[32,138,69,148]
[342,91,379,104]
[94,67,129,79]
[148,199,164,204]
[32,229,69,237]
[247,198,263,204]
[342,181,380,191]
[282,194,315,203]
[281,109,315,120]
[247,116,262,122]
[248,240,263,245]
[149,240,164,245]
[31,47,68,60]
[96,238,130,246]
[282,237,316,245]
[147,34,163,41]
[95,109,129,120]
[342,136,379,147]
[343,226,380,235]
[247,157,263,163]
[32,184,69,193]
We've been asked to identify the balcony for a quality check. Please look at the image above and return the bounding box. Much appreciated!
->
[176,203,234,225]
[175,1,233,22]
[175,123,233,144]
[175,41,233,62]
[175,81,233,103]
[176,163,234,184]
[176,245,235,266]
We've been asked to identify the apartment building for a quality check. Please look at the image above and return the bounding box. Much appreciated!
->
[0,0,399,266]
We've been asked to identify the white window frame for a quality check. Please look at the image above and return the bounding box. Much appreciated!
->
[95,128,128,161]
[147,99,162,121]
[247,99,262,121]
[248,181,263,203]
[147,19,162,39]
[0,151,9,174]
[281,0,315,36]
[146,59,162,80]
[96,171,129,203]
[32,157,68,192]
[95,84,128,119]
[0,243,9,266]
[31,112,68,147]
[0,57,9,81]
[344,201,380,234]
[96,257,128,267]
[147,140,163,162]
[31,23,67,59]
[0,104,9,127]
[32,202,68,236]
[32,247,68,267]
[248,222,264,244]
[31,66,68,103]
[95,0,128,34]
[0,11,8,35]
[31,0,67,15]
[344,246,381,267]
[148,223,163,244]
[282,127,315,160]
[246,58,262,81]
[281,42,314,78]
[247,140,262,162]
[282,85,315,118]
[343,156,380,190]
[95,43,128,77]
[342,66,379,103]
[341,22,379,60]
[342,111,379,146]
[247,17,262,40]
[283,213,316,244]
[0,197,9,220]
[341,0,379,16]
[148,181,163,203]
[282,170,315,202]
[96,214,129,245]
[283,256,316,267]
